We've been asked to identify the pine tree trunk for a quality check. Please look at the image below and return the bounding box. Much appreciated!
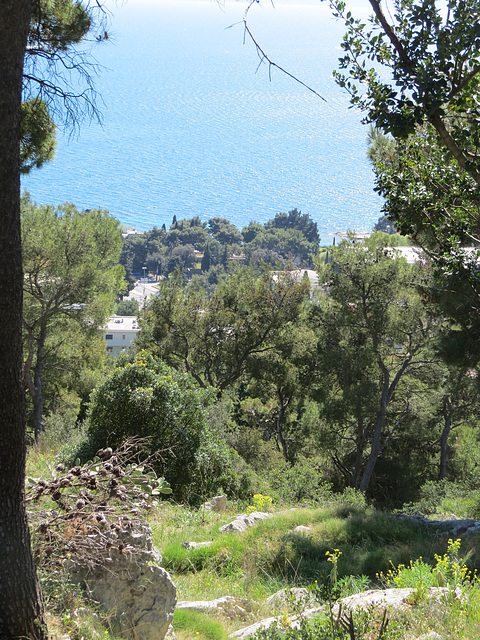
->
[439,414,452,481]
[276,389,290,462]
[32,326,47,442]
[0,1,47,637]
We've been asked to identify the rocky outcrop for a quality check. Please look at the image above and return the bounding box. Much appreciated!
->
[177,596,255,621]
[395,514,480,537]
[266,588,310,607]
[230,586,464,639]
[68,520,176,640]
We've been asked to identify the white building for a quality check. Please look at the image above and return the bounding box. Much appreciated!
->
[103,315,140,356]
[123,280,160,309]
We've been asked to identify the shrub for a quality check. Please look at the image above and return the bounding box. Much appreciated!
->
[267,456,333,505]
[246,494,273,514]
[378,538,473,594]
[82,351,214,501]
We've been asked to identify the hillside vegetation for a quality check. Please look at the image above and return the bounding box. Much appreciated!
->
[24,205,480,640]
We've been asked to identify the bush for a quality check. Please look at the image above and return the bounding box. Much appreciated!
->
[401,479,480,519]
[267,456,333,505]
[82,351,214,501]
[80,352,265,504]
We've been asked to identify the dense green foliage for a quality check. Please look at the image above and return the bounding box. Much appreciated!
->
[83,351,250,502]
[28,193,480,511]
[119,208,320,286]
[332,0,480,185]
[139,267,309,393]
[368,123,480,368]
[22,195,125,440]
[310,234,436,496]
[342,0,480,370]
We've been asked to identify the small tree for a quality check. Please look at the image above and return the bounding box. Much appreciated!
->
[85,351,217,501]
[311,233,435,494]
[22,197,125,440]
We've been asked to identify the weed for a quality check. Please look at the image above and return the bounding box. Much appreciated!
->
[246,494,273,515]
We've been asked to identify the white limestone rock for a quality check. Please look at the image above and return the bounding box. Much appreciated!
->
[68,520,176,640]
[202,496,227,512]
[219,512,272,533]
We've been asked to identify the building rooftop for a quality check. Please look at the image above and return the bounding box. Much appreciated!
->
[104,315,140,332]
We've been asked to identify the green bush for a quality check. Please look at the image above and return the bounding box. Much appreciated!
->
[401,479,480,519]
[267,456,333,505]
[82,351,214,501]
[80,352,264,504]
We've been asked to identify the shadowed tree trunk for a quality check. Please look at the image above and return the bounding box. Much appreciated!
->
[0,0,47,636]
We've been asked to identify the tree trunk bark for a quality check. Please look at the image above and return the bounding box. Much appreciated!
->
[439,411,452,481]
[276,389,290,462]
[359,354,413,494]
[32,325,47,442]
[351,404,366,488]
[0,1,47,637]
[359,377,389,494]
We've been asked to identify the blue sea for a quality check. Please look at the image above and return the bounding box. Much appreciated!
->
[21,0,383,243]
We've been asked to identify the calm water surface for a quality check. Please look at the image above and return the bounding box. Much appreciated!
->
[21,0,383,242]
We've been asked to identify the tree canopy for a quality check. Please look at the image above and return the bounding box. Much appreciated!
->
[138,267,310,394]
[332,0,480,186]
[22,195,125,440]
[310,233,435,494]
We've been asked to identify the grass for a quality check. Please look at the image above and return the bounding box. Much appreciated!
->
[158,503,459,602]
[26,445,480,639]
[173,609,230,640]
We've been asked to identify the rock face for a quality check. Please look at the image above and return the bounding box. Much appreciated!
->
[230,587,464,639]
[68,520,177,640]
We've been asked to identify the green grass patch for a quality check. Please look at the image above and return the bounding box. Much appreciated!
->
[173,609,229,640]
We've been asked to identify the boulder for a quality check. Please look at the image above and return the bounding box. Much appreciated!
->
[394,514,480,537]
[293,526,311,534]
[177,596,254,622]
[68,519,176,640]
[230,586,463,639]
[266,588,310,607]
[230,617,279,639]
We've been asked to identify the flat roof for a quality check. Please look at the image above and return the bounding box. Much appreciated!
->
[104,315,140,332]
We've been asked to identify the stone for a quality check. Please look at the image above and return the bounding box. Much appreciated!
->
[176,596,237,611]
[181,541,214,550]
[202,495,227,512]
[337,586,463,614]
[230,586,463,639]
[219,512,272,533]
[164,624,177,640]
[230,617,279,639]
[293,526,311,534]
[68,520,176,640]
[177,596,254,621]
[394,514,480,537]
